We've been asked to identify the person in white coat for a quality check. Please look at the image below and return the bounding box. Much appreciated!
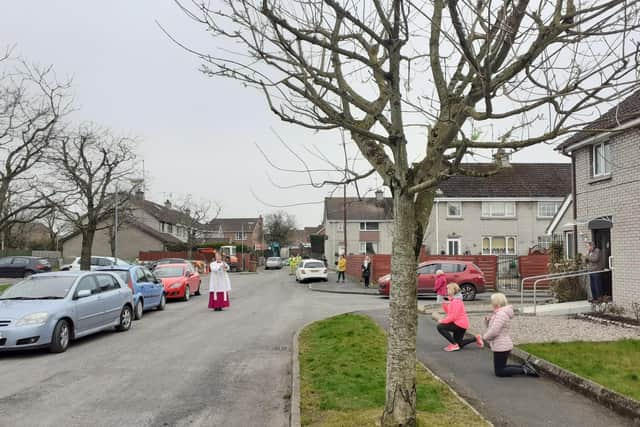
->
[208,252,231,311]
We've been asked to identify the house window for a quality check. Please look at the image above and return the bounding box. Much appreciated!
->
[565,231,575,259]
[235,232,246,240]
[447,239,461,255]
[537,201,561,218]
[359,241,378,254]
[482,236,516,255]
[447,202,462,218]
[167,223,173,234]
[592,142,611,177]
[482,202,516,218]
[359,222,379,231]
[336,222,343,232]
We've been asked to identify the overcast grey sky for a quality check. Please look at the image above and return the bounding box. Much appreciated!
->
[0,1,567,227]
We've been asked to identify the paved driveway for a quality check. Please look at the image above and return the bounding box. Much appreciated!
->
[0,270,387,427]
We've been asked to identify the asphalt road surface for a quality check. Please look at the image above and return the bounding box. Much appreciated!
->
[0,270,387,427]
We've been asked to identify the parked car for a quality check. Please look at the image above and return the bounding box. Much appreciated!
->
[97,265,166,320]
[265,257,283,270]
[154,263,201,301]
[60,256,129,271]
[295,259,328,283]
[0,256,51,278]
[377,260,486,301]
[0,271,133,353]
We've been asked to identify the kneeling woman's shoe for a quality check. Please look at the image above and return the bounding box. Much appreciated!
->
[522,361,540,377]
[444,343,460,352]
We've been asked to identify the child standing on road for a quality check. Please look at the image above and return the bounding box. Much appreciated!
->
[437,283,484,352]
[483,292,539,377]
[336,254,347,283]
[434,270,447,303]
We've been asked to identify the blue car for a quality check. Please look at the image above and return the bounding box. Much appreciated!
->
[0,272,134,353]
[97,265,166,320]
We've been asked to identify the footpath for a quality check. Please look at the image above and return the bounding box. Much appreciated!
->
[304,272,636,425]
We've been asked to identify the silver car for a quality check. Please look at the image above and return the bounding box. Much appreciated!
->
[0,272,134,353]
[265,257,283,270]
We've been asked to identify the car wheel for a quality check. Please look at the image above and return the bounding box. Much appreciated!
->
[23,270,33,278]
[195,282,201,296]
[50,319,71,353]
[116,305,133,331]
[134,299,144,320]
[157,294,166,311]
[460,284,477,301]
[183,286,190,302]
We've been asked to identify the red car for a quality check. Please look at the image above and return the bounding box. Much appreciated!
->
[378,260,486,301]
[154,263,201,301]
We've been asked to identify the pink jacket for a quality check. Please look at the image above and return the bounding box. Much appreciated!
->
[434,276,447,296]
[483,305,514,352]
[440,298,469,330]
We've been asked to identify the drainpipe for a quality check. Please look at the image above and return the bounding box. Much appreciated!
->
[572,153,578,257]
[435,199,440,254]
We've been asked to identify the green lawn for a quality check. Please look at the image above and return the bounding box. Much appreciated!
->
[299,313,487,426]
[520,340,640,401]
[0,284,10,295]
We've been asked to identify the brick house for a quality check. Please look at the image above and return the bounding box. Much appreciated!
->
[557,89,640,308]
[322,190,393,267]
[202,217,264,250]
[422,162,571,256]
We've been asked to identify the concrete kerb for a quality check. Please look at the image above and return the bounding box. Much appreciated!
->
[307,283,379,296]
[429,311,640,424]
[290,312,493,427]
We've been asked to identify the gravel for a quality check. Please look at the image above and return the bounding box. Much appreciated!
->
[467,312,640,344]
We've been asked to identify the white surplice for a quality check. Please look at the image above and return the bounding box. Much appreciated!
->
[209,261,231,301]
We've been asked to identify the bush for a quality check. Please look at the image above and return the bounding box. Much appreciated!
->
[549,241,587,302]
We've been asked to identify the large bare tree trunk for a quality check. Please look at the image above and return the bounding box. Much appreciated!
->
[382,191,418,427]
[80,228,95,271]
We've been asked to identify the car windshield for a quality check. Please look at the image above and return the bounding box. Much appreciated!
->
[154,266,184,278]
[267,257,280,261]
[0,276,76,299]
[304,262,324,268]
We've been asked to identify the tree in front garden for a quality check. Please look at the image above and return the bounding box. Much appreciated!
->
[173,1,640,425]
[47,125,138,270]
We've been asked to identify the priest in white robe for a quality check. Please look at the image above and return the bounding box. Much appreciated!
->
[208,252,231,311]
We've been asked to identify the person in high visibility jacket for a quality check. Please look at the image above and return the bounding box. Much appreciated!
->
[337,255,347,283]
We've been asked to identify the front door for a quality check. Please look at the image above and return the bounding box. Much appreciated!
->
[592,227,612,297]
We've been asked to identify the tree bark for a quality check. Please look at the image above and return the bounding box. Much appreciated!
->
[381,190,418,427]
[80,227,96,271]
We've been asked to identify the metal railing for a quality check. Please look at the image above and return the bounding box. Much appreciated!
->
[519,269,610,315]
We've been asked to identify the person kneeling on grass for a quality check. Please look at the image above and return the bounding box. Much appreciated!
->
[437,283,484,352]
[483,292,539,377]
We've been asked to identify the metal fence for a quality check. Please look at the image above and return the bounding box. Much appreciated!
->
[495,255,520,292]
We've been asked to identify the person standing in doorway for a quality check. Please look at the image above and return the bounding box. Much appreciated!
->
[209,253,231,311]
[585,241,605,302]
[361,255,371,288]
[337,254,346,283]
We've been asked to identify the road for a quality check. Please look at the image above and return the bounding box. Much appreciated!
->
[0,270,388,427]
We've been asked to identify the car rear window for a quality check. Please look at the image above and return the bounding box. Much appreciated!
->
[304,261,324,268]
[267,257,280,261]
[154,266,184,278]
[110,271,129,283]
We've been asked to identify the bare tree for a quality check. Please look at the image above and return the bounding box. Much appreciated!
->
[0,54,69,243]
[173,194,222,257]
[172,1,640,424]
[48,125,138,270]
[264,210,296,247]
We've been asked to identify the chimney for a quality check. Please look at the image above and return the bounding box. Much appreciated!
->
[493,149,511,168]
[375,189,384,202]
[164,200,172,209]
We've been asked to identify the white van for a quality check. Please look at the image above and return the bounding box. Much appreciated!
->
[61,256,130,271]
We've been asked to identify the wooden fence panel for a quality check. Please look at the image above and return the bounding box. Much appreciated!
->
[519,255,551,288]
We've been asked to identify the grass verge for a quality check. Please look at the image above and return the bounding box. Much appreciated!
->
[520,340,640,401]
[0,284,10,295]
[299,313,487,426]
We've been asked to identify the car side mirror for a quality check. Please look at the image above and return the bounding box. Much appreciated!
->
[76,290,91,299]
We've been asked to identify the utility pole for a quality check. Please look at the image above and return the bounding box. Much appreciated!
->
[342,134,348,257]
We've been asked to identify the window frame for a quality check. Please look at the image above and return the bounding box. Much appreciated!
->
[359,241,378,254]
[235,231,246,240]
[481,235,517,255]
[537,201,561,219]
[359,221,380,231]
[592,142,611,177]
[481,201,516,218]
[446,202,462,218]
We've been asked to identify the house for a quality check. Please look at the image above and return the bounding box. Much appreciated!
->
[202,217,264,250]
[422,161,572,256]
[557,88,640,308]
[61,192,196,261]
[322,190,393,267]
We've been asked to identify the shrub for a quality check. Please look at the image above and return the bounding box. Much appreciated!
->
[631,302,640,322]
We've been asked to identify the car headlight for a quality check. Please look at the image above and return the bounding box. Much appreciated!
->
[170,282,183,289]
[16,312,49,327]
